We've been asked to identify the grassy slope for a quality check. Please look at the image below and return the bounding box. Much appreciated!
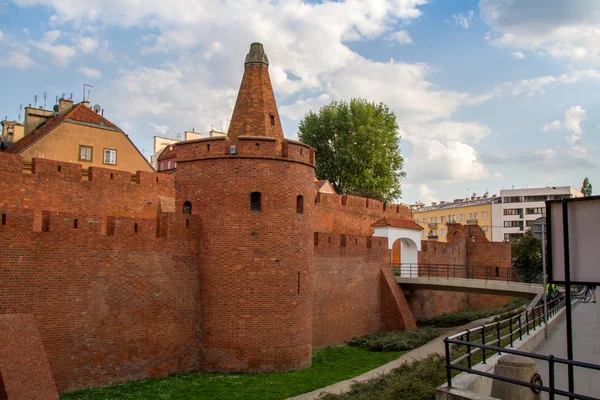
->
[61,346,404,400]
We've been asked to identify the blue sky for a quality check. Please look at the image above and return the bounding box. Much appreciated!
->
[0,0,598,204]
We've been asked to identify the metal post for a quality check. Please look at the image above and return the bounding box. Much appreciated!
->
[562,200,575,399]
[509,318,513,347]
[466,330,472,369]
[496,322,501,354]
[481,325,487,364]
[444,338,452,388]
[548,355,555,400]
[542,223,548,338]
[518,314,522,341]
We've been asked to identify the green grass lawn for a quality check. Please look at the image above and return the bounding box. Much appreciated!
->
[61,346,404,400]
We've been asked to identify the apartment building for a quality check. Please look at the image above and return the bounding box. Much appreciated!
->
[491,186,583,241]
[412,195,500,242]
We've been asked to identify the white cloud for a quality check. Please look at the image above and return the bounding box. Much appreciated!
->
[279,94,332,121]
[564,105,587,143]
[417,184,438,204]
[29,30,76,67]
[386,30,413,44]
[41,29,62,44]
[74,36,99,54]
[542,105,587,143]
[0,51,38,70]
[512,51,525,59]
[79,65,101,79]
[542,120,562,131]
[406,138,490,183]
[401,121,492,143]
[148,122,170,135]
[480,0,600,66]
[22,28,30,36]
[453,10,474,29]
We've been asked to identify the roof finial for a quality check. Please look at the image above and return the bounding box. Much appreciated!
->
[245,42,269,68]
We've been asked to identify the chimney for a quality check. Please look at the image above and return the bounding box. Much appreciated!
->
[24,106,54,135]
[58,98,74,114]
[82,101,91,108]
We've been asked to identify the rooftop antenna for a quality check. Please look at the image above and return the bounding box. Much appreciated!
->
[70,93,73,100]
[176,132,181,140]
[83,84,93,102]
[55,95,59,105]
[18,104,22,122]
[93,104,101,113]
[43,92,47,109]
[34,95,38,108]
[220,122,223,131]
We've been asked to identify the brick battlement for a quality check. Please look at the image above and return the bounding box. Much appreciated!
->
[0,153,172,187]
[0,209,200,240]
[175,136,315,167]
[314,192,413,235]
[0,153,175,219]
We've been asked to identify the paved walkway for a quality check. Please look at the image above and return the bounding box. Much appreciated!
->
[534,302,600,399]
[288,315,508,400]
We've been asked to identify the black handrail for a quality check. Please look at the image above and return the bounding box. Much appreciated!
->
[443,297,600,400]
[391,263,528,284]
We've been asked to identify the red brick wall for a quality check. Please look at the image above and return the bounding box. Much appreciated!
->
[312,233,415,348]
[314,192,413,235]
[0,154,175,219]
[175,142,315,373]
[0,314,59,400]
[0,168,200,393]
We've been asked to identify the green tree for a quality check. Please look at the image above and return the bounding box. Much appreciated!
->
[581,177,593,197]
[511,231,542,282]
[298,99,406,202]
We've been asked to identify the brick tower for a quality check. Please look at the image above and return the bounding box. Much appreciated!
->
[175,43,316,372]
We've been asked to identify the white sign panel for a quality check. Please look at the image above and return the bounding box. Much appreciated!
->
[549,197,600,284]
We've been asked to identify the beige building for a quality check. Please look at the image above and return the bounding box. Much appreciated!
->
[412,195,500,242]
[1,120,25,148]
[6,98,152,173]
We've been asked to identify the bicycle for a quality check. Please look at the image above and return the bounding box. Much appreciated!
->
[577,285,592,303]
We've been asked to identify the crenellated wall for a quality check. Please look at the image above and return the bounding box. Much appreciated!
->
[314,192,413,235]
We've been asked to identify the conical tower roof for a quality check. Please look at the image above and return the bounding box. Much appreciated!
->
[227,43,284,145]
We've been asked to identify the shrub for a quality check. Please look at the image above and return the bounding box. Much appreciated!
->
[418,298,528,328]
[320,355,447,400]
[347,327,439,352]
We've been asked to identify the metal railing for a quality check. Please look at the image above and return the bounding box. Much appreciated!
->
[392,263,523,283]
[443,296,600,400]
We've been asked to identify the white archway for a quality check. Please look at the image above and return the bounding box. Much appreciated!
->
[373,219,423,278]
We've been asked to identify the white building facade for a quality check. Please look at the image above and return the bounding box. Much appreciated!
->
[491,186,583,241]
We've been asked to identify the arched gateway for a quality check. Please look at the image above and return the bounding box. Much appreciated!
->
[372,217,423,278]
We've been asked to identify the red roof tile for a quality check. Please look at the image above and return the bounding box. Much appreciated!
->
[372,217,423,230]
[7,103,120,155]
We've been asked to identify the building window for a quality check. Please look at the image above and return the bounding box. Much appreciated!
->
[250,192,261,212]
[422,218,426,223]
[460,214,465,222]
[526,207,545,215]
[482,212,487,220]
[79,145,92,162]
[504,196,522,203]
[526,220,535,228]
[503,220,524,228]
[270,115,275,126]
[440,216,446,223]
[103,149,117,165]
[296,195,304,214]
[525,195,547,202]
[440,228,446,236]
[167,160,172,169]
[504,208,523,216]
[183,201,192,215]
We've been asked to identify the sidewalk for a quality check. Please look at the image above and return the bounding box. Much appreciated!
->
[533,302,600,399]
[288,315,508,400]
